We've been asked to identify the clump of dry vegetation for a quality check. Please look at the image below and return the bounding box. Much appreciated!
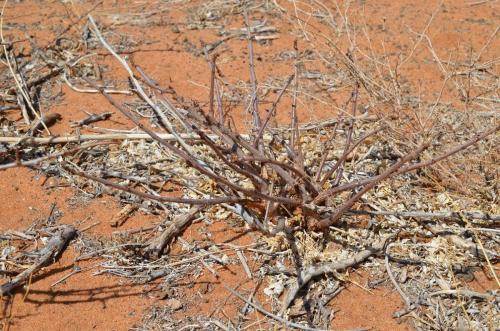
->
[0,1,498,330]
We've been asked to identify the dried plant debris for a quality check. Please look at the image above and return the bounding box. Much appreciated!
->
[185,0,282,30]
[1,2,499,331]
[0,207,76,296]
[29,103,494,330]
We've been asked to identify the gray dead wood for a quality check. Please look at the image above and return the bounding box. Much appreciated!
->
[280,236,390,315]
[146,207,202,256]
[426,224,498,260]
[0,225,77,295]
[347,209,500,222]
[0,132,225,145]
[429,289,496,301]
[224,285,326,331]
[70,111,112,127]
[109,204,138,227]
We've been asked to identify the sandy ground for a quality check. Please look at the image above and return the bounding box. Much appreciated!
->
[1,0,498,330]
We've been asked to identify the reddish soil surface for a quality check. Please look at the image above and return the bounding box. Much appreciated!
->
[1,0,498,330]
[0,168,158,330]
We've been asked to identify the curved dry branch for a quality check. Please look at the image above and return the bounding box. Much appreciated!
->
[280,236,391,315]
[313,124,499,206]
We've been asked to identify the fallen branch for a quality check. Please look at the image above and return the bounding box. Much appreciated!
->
[70,111,113,127]
[146,207,202,256]
[280,236,391,314]
[429,289,495,301]
[0,141,116,171]
[110,204,138,227]
[385,244,414,309]
[0,225,77,295]
[358,209,500,222]
[426,224,498,260]
[0,132,268,145]
[224,284,325,331]
[306,208,500,223]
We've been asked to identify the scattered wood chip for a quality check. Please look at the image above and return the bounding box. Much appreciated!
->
[110,204,138,227]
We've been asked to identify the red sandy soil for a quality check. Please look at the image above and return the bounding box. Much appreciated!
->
[1,0,498,330]
[0,168,158,330]
[0,168,413,331]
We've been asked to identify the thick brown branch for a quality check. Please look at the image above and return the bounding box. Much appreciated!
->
[195,128,268,190]
[96,89,300,205]
[241,156,320,195]
[254,74,294,145]
[191,111,311,200]
[242,7,262,132]
[397,124,499,174]
[331,83,359,186]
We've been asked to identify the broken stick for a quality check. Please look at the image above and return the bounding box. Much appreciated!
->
[1,225,77,295]
[146,207,202,256]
